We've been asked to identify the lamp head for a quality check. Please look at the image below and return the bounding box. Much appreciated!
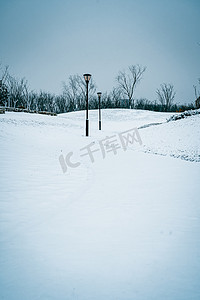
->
[97,92,102,98]
[83,74,91,83]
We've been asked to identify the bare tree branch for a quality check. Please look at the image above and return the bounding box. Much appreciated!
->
[62,74,96,111]
[156,83,176,111]
[116,64,146,108]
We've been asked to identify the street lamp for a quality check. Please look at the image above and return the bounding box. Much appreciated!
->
[97,92,102,130]
[83,73,91,136]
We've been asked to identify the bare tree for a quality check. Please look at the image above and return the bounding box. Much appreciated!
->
[0,64,9,83]
[22,81,32,110]
[193,85,198,99]
[0,65,9,106]
[156,83,176,111]
[0,81,9,106]
[111,87,122,107]
[55,95,68,113]
[193,78,200,99]
[116,64,146,108]
[62,74,96,111]
[7,76,27,108]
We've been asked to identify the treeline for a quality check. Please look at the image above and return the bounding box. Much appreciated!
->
[0,64,196,114]
[134,98,195,112]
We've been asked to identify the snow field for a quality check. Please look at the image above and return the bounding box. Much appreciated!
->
[0,109,200,299]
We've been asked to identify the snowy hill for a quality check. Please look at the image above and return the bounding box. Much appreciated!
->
[0,109,200,300]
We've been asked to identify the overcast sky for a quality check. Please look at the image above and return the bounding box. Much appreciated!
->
[0,0,199,104]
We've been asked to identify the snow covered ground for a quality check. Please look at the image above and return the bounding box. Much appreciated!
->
[0,109,200,300]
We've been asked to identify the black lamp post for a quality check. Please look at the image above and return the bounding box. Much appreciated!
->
[97,92,102,130]
[83,74,91,136]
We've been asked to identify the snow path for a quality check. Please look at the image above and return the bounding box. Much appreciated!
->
[0,109,200,300]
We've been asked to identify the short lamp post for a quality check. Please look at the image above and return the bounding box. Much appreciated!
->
[83,73,91,136]
[97,92,102,130]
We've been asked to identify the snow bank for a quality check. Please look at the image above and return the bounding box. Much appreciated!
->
[167,108,200,122]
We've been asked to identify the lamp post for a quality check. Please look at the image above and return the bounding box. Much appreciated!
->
[83,74,91,136]
[97,92,102,130]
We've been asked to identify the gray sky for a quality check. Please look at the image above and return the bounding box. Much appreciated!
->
[0,0,199,104]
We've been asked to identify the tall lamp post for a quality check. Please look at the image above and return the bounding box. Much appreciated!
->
[97,92,102,130]
[83,74,91,136]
